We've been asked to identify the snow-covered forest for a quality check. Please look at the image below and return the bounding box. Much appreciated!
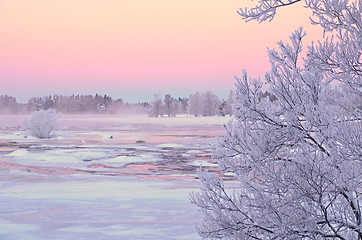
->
[0,90,244,117]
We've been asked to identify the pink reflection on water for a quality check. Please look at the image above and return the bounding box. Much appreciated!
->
[0,160,200,181]
[0,147,15,152]
[0,162,87,175]
[0,115,227,183]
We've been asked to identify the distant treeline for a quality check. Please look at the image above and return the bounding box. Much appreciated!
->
[0,94,147,114]
[148,91,234,118]
[0,91,277,116]
[0,95,25,114]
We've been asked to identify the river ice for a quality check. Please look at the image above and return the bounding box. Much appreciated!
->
[0,115,229,240]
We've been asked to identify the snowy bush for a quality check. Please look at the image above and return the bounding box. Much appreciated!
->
[23,109,61,139]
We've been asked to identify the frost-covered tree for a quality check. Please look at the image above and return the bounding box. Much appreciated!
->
[23,109,61,139]
[218,99,228,116]
[225,90,234,116]
[27,97,43,112]
[164,94,177,117]
[0,95,22,114]
[177,97,189,114]
[219,91,235,116]
[188,92,202,117]
[191,0,361,239]
[149,94,163,118]
[201,91,221,116]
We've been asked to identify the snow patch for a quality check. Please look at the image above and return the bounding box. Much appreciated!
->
[187,150,202,154]
[0,220,38,234]
[188,160,218,167]
[6,149,28,157]
[157,143,185,148]
[103,153,160,166]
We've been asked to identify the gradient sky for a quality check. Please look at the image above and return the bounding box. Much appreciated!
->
[0,0,322,103]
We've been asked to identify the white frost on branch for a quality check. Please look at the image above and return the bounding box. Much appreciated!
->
[192,0,361,238]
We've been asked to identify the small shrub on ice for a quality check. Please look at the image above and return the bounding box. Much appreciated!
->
[23,109,61,139]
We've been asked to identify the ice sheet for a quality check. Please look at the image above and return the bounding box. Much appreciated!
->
[0,114,228,239]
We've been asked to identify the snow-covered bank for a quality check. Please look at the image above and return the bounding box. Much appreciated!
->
[0,175,200,240]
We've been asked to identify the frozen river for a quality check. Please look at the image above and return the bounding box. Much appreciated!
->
[0,115,229,240]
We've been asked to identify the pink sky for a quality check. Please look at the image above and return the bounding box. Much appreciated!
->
[0,0,322,103]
